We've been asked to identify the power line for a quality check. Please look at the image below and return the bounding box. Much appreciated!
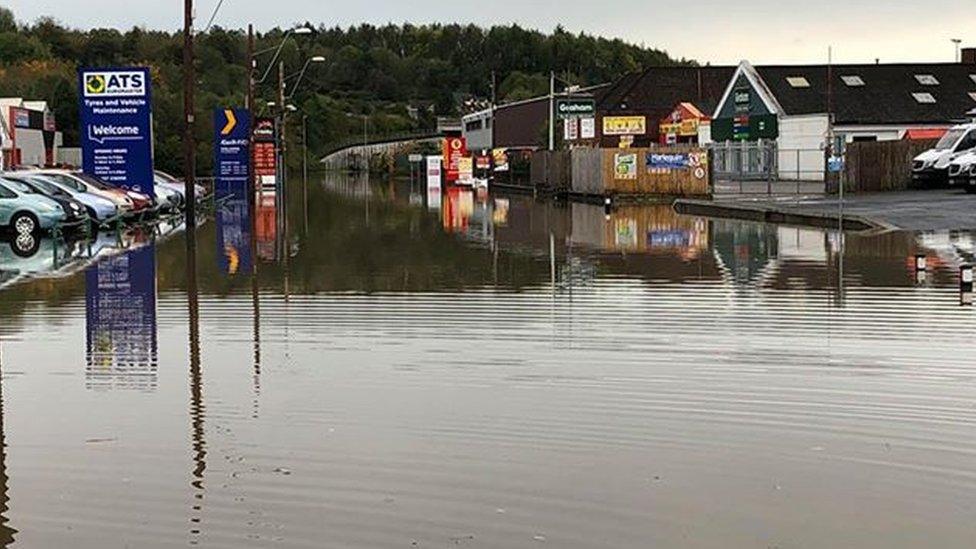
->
[202,0,227,34]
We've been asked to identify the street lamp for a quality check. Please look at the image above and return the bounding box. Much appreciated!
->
[256,26,315,85]
[286,56,326,100]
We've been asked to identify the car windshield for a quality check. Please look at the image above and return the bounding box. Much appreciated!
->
[73,173,114,190]
[43,174,85,192]
[1,179,37,194]
[24,177,64,196]
[935,129,965,150]
[155,171,180,184]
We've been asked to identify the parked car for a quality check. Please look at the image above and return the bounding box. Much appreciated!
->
[5,173,118,223]
[153,179,183,210]
[28,170,144,216]
[155,170,207,202]
[912,123,976,185]
[0,177,66,234]
[968,163,976,194]
[2,174,90,227]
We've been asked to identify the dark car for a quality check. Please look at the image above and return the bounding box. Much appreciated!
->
[4,175,90,227]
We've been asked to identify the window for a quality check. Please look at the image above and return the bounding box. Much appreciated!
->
[464,119,483,132]
[970,75,976,85]
[851,135,877,142]
[969,92,976,102]
[956,130,976,152]
[786,76,810,88]
[915,74,939,86]
[0,184,15,199]
[841,75,865,87]
[912,92,936,104]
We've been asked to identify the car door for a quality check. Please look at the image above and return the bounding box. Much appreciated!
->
[0,182,17,226]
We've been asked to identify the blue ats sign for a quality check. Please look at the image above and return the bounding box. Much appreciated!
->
[78,67,154,195]
[213,107,251,199]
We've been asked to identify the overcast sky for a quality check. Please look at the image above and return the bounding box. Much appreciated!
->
[8,0,976,65]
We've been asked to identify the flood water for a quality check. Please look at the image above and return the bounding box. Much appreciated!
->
[1,174,976,548]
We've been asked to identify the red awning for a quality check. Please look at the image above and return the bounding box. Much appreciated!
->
[904,128,947,140]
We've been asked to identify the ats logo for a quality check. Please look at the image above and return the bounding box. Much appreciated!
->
[83,71,147,97]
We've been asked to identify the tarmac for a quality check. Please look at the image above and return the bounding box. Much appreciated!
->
[676,186,976,232]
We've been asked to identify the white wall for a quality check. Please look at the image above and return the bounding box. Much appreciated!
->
[777,114,828,181]
[462,110,493,152]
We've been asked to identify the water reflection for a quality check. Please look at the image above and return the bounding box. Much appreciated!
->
[0,176,975,547]
[84,243,158,391]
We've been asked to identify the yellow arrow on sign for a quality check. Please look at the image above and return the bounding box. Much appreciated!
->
[221,109,237,135]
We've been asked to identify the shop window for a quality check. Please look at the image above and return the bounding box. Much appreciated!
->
[841,75,865,87]
[851,135,877,142]
[912,92,936,104]
[914,74,939,86]
[786,76,810,88]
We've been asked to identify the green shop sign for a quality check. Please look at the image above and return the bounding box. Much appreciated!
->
[555,98,596,119]
[711,114,778,142]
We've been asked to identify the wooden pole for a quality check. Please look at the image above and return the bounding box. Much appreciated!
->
[183,0,196,227]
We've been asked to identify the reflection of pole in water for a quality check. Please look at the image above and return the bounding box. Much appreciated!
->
[185,228,207,541]
[250,185,262,418]
[0,345,18,546]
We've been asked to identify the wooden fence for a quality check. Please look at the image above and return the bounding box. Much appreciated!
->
[571,146,712,198]
[838,139,937,193]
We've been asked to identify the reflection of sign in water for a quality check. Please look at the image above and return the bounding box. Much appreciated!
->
[256,192,277,261]
[85,245,157,391]
[443,187,474,232]
[614,153,638,180]
[614,218,638,248]
[216,184,253,276]
[649,230,693,249]
[78,67,154,195]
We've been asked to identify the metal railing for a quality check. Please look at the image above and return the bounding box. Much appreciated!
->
[709,141,828,195]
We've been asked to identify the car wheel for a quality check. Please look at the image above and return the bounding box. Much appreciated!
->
[10,232,40,258]
[11,211,38,235]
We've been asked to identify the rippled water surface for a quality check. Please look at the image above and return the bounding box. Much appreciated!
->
[1,175,976,548]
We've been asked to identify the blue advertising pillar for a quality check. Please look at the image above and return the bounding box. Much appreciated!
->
[77,67,154,196]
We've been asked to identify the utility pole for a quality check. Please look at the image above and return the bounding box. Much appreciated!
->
[302,114,308,235]
[183,0,196,228]
[548,70,555,152]
[490,71,497,150]
[246,24,255,206]
[277,61,286,195]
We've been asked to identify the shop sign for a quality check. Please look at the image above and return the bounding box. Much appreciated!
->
[475,155,491,170]
[603,116,646,136]
[457,156,474,184]
[613,152,638,180]
[442,136,467,182]
[555,98,595,119]
[564,118,579,140]
[647,152,690,170]
[253,117,278,188]
[580,118,595,139]
[77,67,154,195]
[492,148,509,172]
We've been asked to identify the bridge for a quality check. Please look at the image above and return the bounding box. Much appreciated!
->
[318,117,460,171]
[319,131,444,171]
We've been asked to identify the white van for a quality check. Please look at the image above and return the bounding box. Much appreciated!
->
[947,149,976,189]
[912,123,976,185]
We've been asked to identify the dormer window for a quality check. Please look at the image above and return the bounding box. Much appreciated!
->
[915,74,939,86]
[786,76,810,88]
[841,75,865,87]
[912,92,936,104]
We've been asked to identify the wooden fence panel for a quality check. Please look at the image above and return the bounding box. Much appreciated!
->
[841,139,937,193]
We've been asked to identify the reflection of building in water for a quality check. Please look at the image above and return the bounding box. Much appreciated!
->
[215,183,253,276]
[571,203,710,260]
[85,245,158,391]
[712,219,778,284]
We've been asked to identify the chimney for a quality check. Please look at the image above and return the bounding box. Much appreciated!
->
[962,48,976,65]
